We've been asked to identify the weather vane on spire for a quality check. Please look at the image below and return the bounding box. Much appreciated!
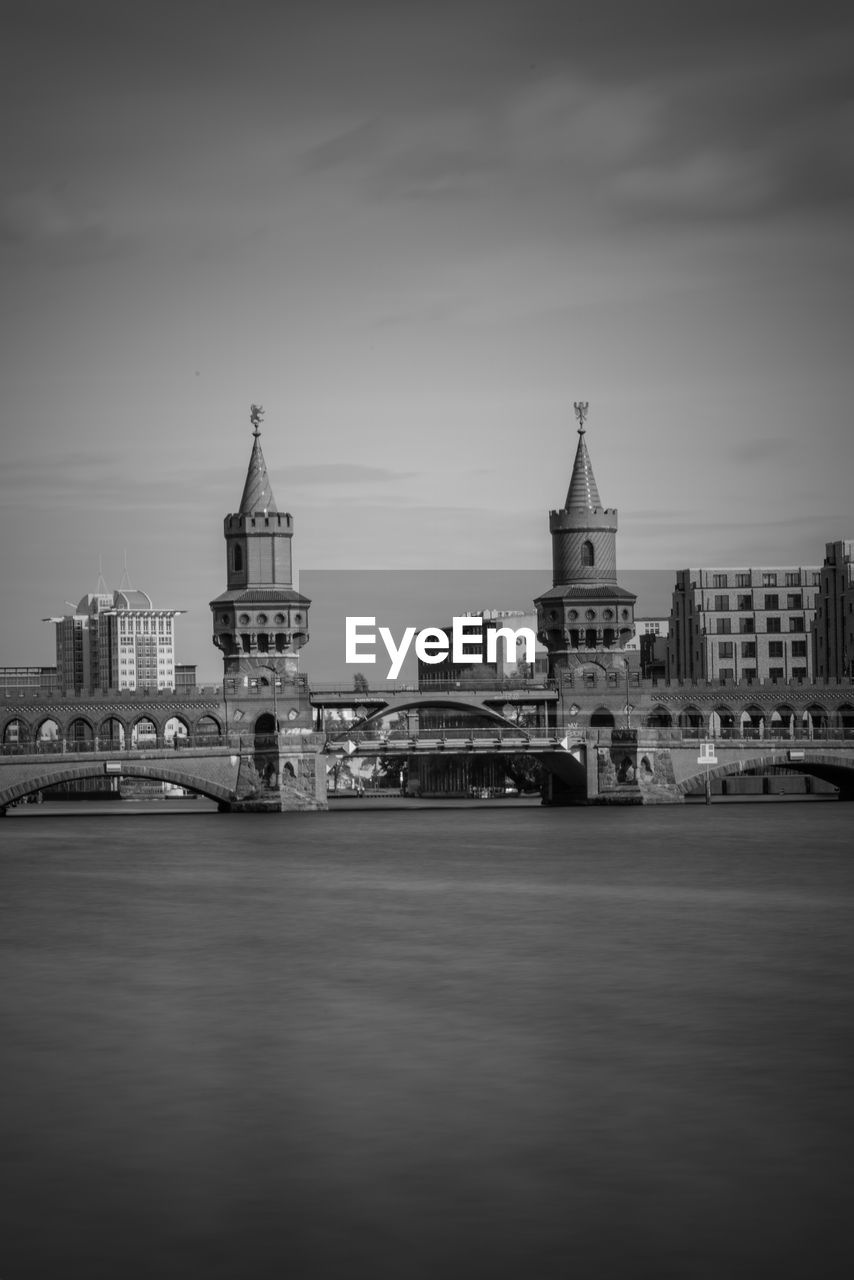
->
[250,403,265,436]
[573,401,589,434]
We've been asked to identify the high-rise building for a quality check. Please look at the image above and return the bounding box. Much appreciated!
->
[534,405,637,675]
[812,540,854,680]
[666,566,819,683]
[46,582,184,693]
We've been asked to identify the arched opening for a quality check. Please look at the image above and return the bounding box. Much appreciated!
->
[99,717,125,749]
[645,707,673,728]
[770,706,795,739]
[257,633,269,654]
[253,712,278,787]
[275,632,288,653]
[241,634,251,654]
[68,718,95,751]
[805,705,828,737]
[195,715,223,743]
[585,628,597,649]
[679,707,703,736]
[603,628,616,647]
[590,707,615,728]
[164,716,190,747]
[710,707,735,738]
[741,706,765,738]
[640,755,653,774]
[232,543,243,572]
[282,761,295,779]
[3,718,26,749]
[569,629,581,649]
[837,704,854,736]
[581,540,595,567]
[132,717,158,749]
[36,719,61,751]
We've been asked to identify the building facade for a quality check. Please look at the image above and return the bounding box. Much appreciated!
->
[667,566,819,683]
[47,586,183,694]
[813,540,854,681]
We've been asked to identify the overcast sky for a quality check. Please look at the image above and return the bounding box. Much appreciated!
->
[2,1,852,678]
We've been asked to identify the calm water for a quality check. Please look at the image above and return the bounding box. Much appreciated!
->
[2,800,853,1280]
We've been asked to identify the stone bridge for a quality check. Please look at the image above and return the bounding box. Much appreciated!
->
[0,736,328,813]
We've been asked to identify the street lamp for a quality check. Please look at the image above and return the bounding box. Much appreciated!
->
[260,663,279,732]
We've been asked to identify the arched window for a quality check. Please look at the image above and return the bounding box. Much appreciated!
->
[581,540,594,567]
[232,543,243,572]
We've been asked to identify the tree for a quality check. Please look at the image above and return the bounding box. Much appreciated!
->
[353,671,370,693]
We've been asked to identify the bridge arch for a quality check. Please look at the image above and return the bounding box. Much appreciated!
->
[131,716,159,748]
[98,715,127,747]
[195,713,224,741]
[678,706,703,732]
[332,699,526,737]
[675,751,853,798]
[837,704,854,732]
[68,716,95,749]
[645,706,673,728]
[35,717,61,747]
[710,705,736,736]
[1,761,237,810]
[804,704,829,734]
[770,705,796,737]
[2,717,28,748]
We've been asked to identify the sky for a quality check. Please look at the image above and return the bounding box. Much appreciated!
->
[2,0,852,680]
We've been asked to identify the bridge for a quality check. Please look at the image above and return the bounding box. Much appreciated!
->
[4,722,852,811]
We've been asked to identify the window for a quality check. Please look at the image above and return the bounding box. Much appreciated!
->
[791,640,807,657]
[739,617,754,633]
[791,668,806,681]
[719,668,734,682]
[787,594,802,610]
[581,540,594,567]
[785,572,799,586]
[737,594,752,610]
[718,641,734,658]
[712,573,727,589]
[735,573,750,588]
[762,573,777,587]
[769,666,784,680]
[764,594,779,610]
[232,543,244,572]
[789,617,804,633]
[767,617,781,633]
[768,641,784,657]
[715,618,732,634]
[741,642,756,658]
[742,668,757,681]
[714,594,729,611]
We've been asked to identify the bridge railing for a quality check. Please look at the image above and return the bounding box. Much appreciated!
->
[308,678,557,698]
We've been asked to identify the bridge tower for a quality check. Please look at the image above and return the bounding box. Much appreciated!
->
[209,406,313,730]
[535,404,637,677]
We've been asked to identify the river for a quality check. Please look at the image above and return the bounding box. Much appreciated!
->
[2,800,852,1279]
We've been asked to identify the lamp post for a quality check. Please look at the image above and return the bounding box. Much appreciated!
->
[260,663,279,732]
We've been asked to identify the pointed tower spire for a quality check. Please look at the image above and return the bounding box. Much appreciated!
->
[565,401,602,511]
[239,404,278,515]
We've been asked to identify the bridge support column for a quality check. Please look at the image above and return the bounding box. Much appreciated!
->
[224,734,328,812]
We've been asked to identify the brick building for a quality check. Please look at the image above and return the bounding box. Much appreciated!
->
[666,566,820,683]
